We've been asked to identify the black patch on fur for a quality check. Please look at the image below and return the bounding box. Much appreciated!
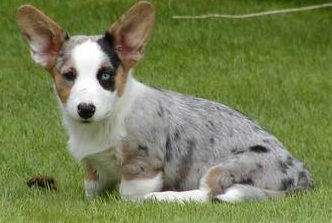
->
[285,156,294,166]
[64,31,70,41]
[97,67,116,91]
[280,178,294,190]
[298,171,307,180]
[210,137,215,145]
[138,145,149,156]
[97,33,121,70]
[165,135,172,162]
[297,171,313,189]
[279,161,289,174]
[227,174,237,185]
[239,178,254,185]
[256,163,263,169]
[97,32,121,91]
[249,145,269,153]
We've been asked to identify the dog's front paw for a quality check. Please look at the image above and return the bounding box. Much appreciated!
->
[84,180,100,199]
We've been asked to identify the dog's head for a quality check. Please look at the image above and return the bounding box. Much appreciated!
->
[16,1,154,123]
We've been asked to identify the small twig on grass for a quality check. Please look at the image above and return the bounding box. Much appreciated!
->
[172,2,332,19]
[27,175,58,191]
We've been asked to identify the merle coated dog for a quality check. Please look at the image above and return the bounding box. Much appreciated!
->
[16,1,313,203]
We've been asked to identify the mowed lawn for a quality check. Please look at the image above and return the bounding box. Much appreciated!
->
[1,0,332,222]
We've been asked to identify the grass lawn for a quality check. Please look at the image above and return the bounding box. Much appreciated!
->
[1,0,332,222]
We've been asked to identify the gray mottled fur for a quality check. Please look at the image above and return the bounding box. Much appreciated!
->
[124,86,313,192]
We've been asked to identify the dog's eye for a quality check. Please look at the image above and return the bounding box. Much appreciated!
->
[100,72,111,82]
[97,69,115,90]
[62,71,76,81]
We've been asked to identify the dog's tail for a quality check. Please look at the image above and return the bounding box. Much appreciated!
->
[214,184,286,203]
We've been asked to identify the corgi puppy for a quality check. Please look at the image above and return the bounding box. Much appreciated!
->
[16,1,313,203]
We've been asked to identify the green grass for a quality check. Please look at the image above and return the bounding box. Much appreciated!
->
[1,0,332,222]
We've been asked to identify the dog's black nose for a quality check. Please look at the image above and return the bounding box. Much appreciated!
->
[77,103,96,119]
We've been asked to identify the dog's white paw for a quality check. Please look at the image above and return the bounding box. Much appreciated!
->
[144,190,209,203]
[84,180,100,199]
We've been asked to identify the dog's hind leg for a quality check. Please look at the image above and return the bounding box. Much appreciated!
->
[143,160,273,203]
[199,157,309,203]
[143,183,281,203]
[144,153,312,203]
[210,184,285,203]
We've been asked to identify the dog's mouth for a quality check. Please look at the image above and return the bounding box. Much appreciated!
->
[80,119,93,124]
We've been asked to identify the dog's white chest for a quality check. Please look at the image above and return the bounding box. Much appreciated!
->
[66,118,125,161]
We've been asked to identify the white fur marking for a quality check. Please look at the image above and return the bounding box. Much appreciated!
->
[215,184,268,203]
[84,180,100,199]
[215,188,246,203]
[144,190,210,203]
[120,173,163,201]
[72,40,105,79]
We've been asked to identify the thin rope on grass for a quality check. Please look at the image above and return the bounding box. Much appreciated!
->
[172,2,332,19]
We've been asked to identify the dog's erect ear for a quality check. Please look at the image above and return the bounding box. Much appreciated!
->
[16,5,68,71]
[108,1,155,69]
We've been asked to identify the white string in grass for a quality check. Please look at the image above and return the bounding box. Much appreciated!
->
[172,2,332,19]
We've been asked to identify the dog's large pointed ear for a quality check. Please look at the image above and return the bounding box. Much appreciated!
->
[16,5,68,71]
[108,1,155,69]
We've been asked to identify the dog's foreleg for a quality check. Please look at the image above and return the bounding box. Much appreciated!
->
[83,163,100,199]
